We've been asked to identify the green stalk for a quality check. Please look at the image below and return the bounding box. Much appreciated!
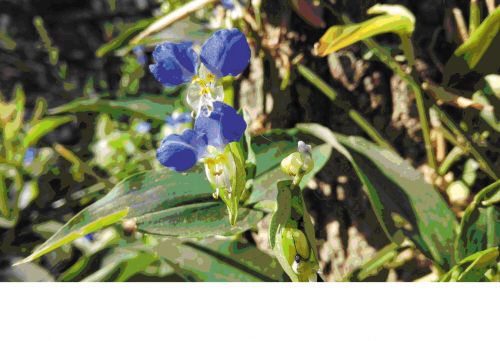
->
[438,146,466,176]
[400,34,415,69]
[348,110,397,153]
[296,64,396,152]
[296,64,337,101]
[412,83,437,171]
[469,0,481,36]
[433,105,499,180]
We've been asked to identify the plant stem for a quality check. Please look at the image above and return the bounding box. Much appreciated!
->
[432,105,500,180]
[296,64,337,101]
[469,0,481,36]
[296,64,396,152]
[348,110,397,153]
[412,83,437,171]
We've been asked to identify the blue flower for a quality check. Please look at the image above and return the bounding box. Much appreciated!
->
[156,128,208,172]
[199,29,251,79]
[133,45,148,65]
[134,121,151,134]
[194,102,247,148]
[165,112,194,127]
[150,29,249,85]
[156,101,246,172]
[221,0,247,22]
[150,41,200,88]
[149,29,250,114]
[222,0,235,10]
[23,147,36,166]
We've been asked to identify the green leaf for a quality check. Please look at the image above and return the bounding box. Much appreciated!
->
[270,180,322,282]
[95,18,156,58]
[13,208,130,266]
[299,123,459,271]
[23,117,74,149]
[136,201,263,238]
[472,90,500,133]
[247,128,332,204]
[240,108,257,179]
[182,237,285,281]
[459,206,500,258]
[18,164,266,266]
[443,7,500,86]
[458,177,500,260]
[440,247,499,282]
[48,95,175,122]
[314,4,415,57]
[152,238,283,282]
[3,84,25,141]
[343,241,400,281]
[115,17,208,58]
[82,244,157,282]
[269,181,293,250]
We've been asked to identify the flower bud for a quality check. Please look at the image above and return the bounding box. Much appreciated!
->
[282,227,310,269]
[278,225,318,282]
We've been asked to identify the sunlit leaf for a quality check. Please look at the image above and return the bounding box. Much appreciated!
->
[13,208,130,266]
[152,238,283,282]
[48,95,175,122]
[247,129,331,205]
[96,18,156,58]
[23,117,74,149]
[299,123,458,271]
[136,202,263,238]
[440,247,499,282]
[443,7,500,86]
[314,4,415,57]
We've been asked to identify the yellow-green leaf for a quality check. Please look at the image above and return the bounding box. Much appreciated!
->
[13,208,129,266]
[314,4,415,57]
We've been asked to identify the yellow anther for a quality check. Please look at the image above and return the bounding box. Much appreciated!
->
[201,86,210,95]
[206,73,216,83]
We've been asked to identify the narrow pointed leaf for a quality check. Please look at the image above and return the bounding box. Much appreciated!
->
[314,4,415,57]
[23,117,74,149]
[13,208,129,266]
[299,123,459,271]
[48,95,175,122]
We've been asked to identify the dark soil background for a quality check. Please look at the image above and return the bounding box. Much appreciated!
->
[1,0,495,281]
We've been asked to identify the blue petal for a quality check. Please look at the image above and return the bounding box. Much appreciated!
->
[23,147,36,165]
[194,102,247,149]
[137,55,148,65]
[221,0,235,9]
[135,122,151,134]
[200,29,250,78]
[149,42,199,87]
[166,112,194,127]
[157,129,208,171]
[133,45,145,54]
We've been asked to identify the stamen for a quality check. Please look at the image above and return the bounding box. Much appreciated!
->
[215,174,220,198]
[206,73,216,83]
